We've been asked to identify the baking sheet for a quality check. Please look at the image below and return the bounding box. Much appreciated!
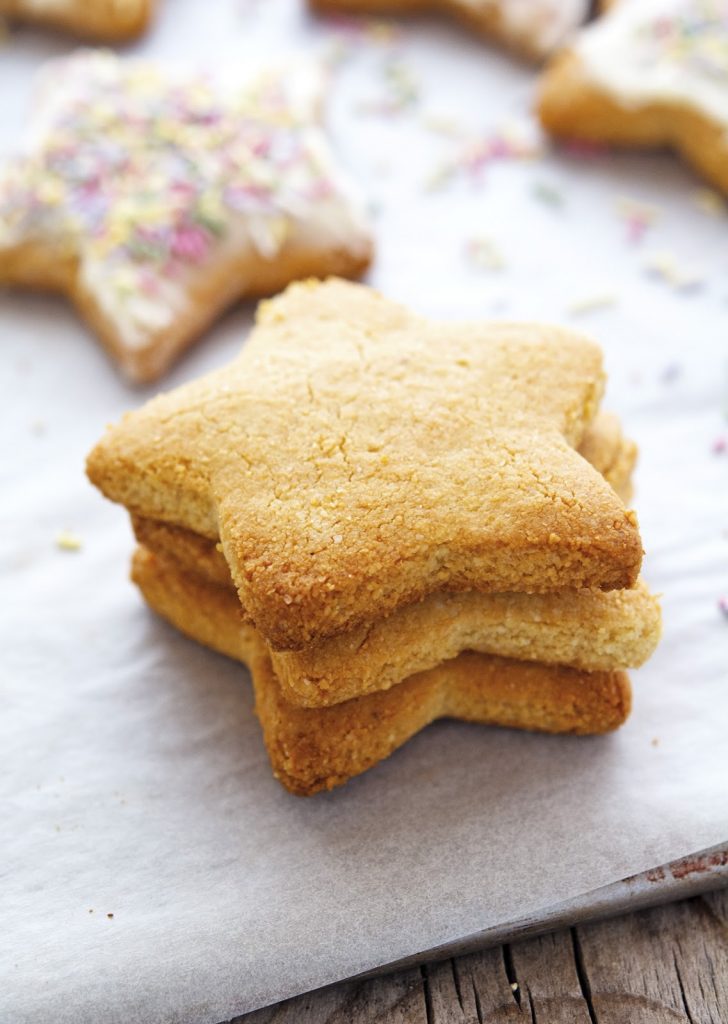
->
[2,2,727,1022]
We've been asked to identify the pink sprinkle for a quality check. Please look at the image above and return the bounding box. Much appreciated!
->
[712,436,727,455]
[170,225,210,263]
[718,597,728,619]
[625,216,650,245]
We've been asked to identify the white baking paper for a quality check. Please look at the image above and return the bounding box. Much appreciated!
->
[1,2,727,1022]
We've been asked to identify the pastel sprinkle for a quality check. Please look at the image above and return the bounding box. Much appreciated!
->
[425,123,542,192]
[56,530,82,552]
[532,181,564,207]
[644,250,705,290]
[357,58,420,116]
[712,436,727,454]
[567,292,618,316]
[616,196,660,244]
[464,235,505,271]
[718,596,728,619]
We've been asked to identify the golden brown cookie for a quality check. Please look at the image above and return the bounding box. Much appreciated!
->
[538,0,728,196]
[0,53,372,383]
[132,511,659,705]
[87,278,643,650]
[131,546,633,795]
[0,0,155,40]
[310,0,590,62]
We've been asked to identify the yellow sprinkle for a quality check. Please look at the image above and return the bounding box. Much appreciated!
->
[56,530,82,552]
[567,293,618,316]
[644,250,704,290]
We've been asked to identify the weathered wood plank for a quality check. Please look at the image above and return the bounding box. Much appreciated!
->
[236,968,427,1024]
[232,892,728,1024]
[574,896,728,1024]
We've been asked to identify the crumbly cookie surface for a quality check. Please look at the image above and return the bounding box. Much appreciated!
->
[0,0,154,40]
[0,52,372,382]
[88,278,643,649]
[128,409,659,708]
[310,0,589,61]
[134,510,659,704]
[132,546,633,795]
[538,0,728,195]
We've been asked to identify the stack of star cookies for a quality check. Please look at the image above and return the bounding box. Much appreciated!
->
[87,278,660,795]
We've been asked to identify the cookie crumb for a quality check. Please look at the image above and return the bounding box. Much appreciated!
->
[56,530,82,552]
[651,737,660,747]
[107,913,114,919]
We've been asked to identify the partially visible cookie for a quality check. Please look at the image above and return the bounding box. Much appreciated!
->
[0,52,372,383]
[131,545,632,796]
[0,0,155,41]
[538,0,728,195]
[87,278,643,650]
[310,0,590,61]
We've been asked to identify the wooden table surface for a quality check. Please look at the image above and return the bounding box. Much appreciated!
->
[238,888,728,1023]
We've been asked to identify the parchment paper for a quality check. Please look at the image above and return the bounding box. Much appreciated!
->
[1,2,727,1022]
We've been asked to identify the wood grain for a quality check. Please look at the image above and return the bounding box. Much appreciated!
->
[234,891,728,1023]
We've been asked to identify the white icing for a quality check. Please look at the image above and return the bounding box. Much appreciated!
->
[576,0,728,128]
[0,52,371,355]
[453,0,589,56]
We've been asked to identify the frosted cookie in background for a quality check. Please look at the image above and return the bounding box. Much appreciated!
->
[309,0,590,62]
[538,0,728,195]
[0,51,373,384]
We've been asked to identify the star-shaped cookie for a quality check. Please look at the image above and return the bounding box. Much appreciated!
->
[0,51,372,382]
[310,0,590,61]
[538,0,728,195]
[88,278,643,650]
[0,0,155,41]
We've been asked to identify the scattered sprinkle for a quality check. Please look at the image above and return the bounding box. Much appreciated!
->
[712,436,727,454]
[644,251,705,291]
[421,113,463,138]
[567,292,618,316]
[616,196,660,244]
[56,530,82,552]
[692,188,726,217]
[532,181,564,207]
[464,235,505,271]
[660,362,682,383]
[425,122,542,192]
[510,982,519,992]
[718,596,728,619]
[357,58,420,116]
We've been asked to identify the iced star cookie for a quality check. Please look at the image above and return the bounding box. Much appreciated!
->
[87,278,643,650]
[309,0,590,61]
[131,545,633,795]
[538,0,728,195]
[0,0,154,41]
[0,52,373,383]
